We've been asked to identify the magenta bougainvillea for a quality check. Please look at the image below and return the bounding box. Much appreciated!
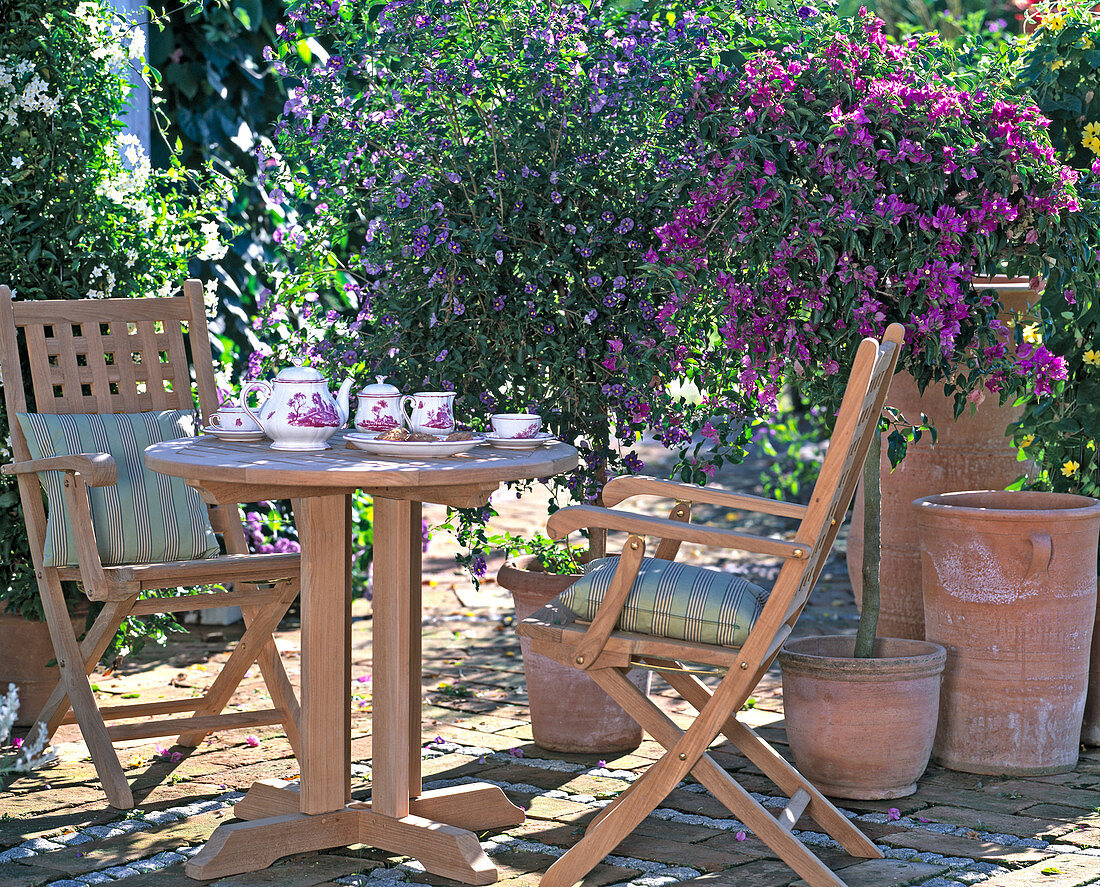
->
[648,5,1092,439]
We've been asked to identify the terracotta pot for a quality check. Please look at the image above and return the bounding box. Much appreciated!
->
[915,490,1100,774]
[778,635,946,800]
[848,278,1036,640]
[0,613,63,728]
[500,556,649,754]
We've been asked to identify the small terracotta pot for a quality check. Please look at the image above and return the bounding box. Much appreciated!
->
[916,490,1100,774]
[778,635,946,800]
[499,556,649,754]
[848,279,1036,640]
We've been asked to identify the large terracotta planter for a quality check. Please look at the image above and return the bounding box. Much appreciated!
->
[0,614,62,728]
[848,278,1036,640]
[500,556,649,754]
[778,635,946,800]
[915,490,1100,774]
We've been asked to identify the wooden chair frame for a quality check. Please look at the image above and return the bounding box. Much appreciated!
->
[0,281,302,809]
[517,325,905,887]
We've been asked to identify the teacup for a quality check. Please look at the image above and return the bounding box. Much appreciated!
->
[490,413,542,439]
[210,403,262,433]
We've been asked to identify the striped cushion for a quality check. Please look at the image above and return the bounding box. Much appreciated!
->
[16,411,220,568]
[558,556,769,647]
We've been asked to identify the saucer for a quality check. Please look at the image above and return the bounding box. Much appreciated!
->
[482,431,559,450]
[203,425,265,442]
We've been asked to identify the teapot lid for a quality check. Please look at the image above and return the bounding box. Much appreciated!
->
[359,375,401,395]
[274,361,326,383]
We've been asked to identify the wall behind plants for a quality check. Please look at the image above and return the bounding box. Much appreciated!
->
[0,0,218,658]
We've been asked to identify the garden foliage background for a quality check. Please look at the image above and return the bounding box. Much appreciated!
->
[2,0,1099,655]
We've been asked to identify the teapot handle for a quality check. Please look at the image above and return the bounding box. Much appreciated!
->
[239,381,273,430]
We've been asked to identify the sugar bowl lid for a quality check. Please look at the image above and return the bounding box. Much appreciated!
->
[359,375,401,395]
[275,361,326,383]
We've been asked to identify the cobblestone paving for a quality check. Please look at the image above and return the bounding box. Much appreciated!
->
[3,444,1100,886]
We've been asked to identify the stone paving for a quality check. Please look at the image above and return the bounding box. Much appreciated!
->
[3,447,1100,887]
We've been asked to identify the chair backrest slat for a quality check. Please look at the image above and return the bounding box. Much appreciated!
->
[769,325,904,626]
[7,296,201,416]
[0,282,251,559]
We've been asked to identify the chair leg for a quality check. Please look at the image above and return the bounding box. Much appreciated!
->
[587,668,858,887]
[36,597,137,739]
[177,579,300,747]
[243,583,302,760]
[658,666,880,859]
[38,574,133,808]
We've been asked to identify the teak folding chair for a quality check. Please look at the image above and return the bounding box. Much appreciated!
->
[517,324,904,887]
[0,280,302,809]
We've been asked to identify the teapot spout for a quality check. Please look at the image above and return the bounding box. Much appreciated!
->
[336,377,355,426]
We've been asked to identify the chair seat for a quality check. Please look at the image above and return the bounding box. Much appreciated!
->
[56,552,300,599]
[519,597,746,670]
[558,556,769,647]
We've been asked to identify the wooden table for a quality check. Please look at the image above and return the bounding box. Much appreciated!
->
[145,432,578,883]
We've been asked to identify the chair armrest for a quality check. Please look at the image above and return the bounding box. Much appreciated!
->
[2,453,117,487]
[546,505,811,561]
[602,476,807,520]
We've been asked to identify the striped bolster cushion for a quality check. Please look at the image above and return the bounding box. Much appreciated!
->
[558,556,769,647]
[16,411,220,568]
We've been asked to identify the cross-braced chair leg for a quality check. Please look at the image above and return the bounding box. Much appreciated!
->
[542,664,880,887]
[177,578,301,749]
[652,661,878,858]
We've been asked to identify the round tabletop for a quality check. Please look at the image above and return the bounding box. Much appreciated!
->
[145,430,579,492]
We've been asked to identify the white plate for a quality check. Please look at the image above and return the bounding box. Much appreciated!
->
[482,431,560,449]
[202,425,266,442]
[345,432,484,457]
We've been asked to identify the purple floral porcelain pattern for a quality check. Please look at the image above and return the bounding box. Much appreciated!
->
[285,391,340,428]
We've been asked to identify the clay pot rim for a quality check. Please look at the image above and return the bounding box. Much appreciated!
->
[913,490,1100,523]
[778,635,947,681]
[498,553,588,579]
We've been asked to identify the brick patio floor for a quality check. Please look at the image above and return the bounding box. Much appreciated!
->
[3,446,1100,887]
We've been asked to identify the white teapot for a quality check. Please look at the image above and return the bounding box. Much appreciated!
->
[241,364,355,451]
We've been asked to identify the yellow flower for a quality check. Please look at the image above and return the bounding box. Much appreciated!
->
[1085,35,1095,49]
[1085,122,1100,139]
[1089,440,1097,451]
[1045,13,1067,30]
[1021,433,1035,448]
[1062,459,1080,477]
[666,11,676,25]
[1049,58,1066,70]
[1086,136,1100,155]
[1084,349,1100,366]
[1023,323,1043,344]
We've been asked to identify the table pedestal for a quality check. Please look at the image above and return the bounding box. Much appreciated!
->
[185,495,524,882]
[186,780,525,882]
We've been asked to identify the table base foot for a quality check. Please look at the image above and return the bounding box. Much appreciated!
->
[194,781,522,884]
[186,810,360,880]
[407,783,526,831]
[233,778,300,820]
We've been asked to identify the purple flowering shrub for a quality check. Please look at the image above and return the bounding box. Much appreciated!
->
[261,0,747,571]
[242,502,301,555]
[652,5,1089,443]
